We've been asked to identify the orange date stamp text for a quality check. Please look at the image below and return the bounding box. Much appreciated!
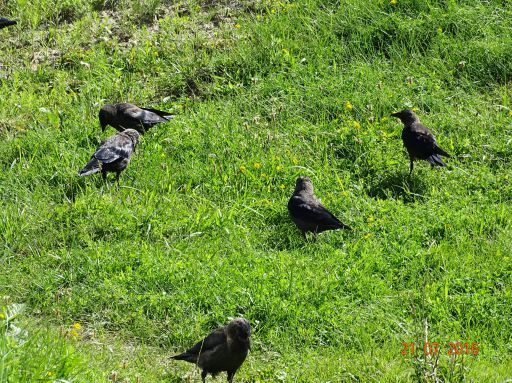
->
[401,342,479,356]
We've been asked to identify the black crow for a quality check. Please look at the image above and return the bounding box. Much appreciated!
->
[172,318,251,383]
[391,109,451,175]
[99,103,174,134]
[288,176,351,236]
[78,129,140,182]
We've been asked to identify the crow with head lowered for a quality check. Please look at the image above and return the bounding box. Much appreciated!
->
[78,129,140,183]
[99,102,174,134]
[172,318,251,383]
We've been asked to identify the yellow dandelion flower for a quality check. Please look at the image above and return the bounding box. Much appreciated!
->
[352,121,361,129]
[344,101,353,110]
[276,165,283,171]
[380,130,391,139]
[70,329,79,338]
[412,107,419,112]
[390,0,397,4]
[261,172,268,178]
[234,23,241,29]
[239,165,247,173]
[253,162,262,169]
[72,322,81,330]
[380,116,389,122]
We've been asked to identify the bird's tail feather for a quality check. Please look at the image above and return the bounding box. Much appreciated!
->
[330,222,351,230]
[0,18,16,28]
[171,353,197,363]
[426,154,446,167]
[434,145,450,157]
[143,107,174,120]
[338,223,352,230]
[78,158,101,176]
[330,216,352,230]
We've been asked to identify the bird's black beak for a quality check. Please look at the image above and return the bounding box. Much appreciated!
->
[99,110,108,132]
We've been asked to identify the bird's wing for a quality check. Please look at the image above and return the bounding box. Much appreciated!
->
[120,104,169,126]
[408,124,439,153]
[184,327,227,356]
[93,134,134,163]
[141,107,174,120]
[411,125,451,158]
[292,197,343,226]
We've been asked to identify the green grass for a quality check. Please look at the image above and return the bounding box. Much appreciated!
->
[1,0,512,381]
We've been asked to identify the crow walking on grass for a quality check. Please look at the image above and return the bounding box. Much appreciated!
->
[288,176,351,236]
[0,18,16,29]
[172,318,251,383]
[78,129,140,183]
[99,103,174,134]
[391,109,451,175]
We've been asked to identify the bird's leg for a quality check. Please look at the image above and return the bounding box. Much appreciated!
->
[201,370,207,383]
[303,231,316,242]
[409,157,414,176]
[115,171,121,184]
[227,371,235,383]
[102,171,107,182]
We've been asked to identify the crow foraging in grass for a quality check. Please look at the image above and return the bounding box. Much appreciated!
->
[288,176,351,236]
[391,109,451,175]
[172,318,251,383]
[78,129,140,182]
[0,18,16,29]
[99,103,174,134]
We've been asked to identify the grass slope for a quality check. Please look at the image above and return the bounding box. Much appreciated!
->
[1,0,512,381]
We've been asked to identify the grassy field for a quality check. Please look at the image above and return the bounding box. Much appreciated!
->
[1,0,512,381]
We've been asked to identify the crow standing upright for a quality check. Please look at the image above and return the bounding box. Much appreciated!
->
[0,18,16,29]
[288,176,351,236]
[78,129,140,182]
[172,318,251,383]
[99,103,174,134]
[391,109,451,175]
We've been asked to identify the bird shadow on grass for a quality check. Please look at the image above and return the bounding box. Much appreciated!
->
[258,211,312,251]
[366,170,427,203]
[62,180,83,203]
[64,173,124,202]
